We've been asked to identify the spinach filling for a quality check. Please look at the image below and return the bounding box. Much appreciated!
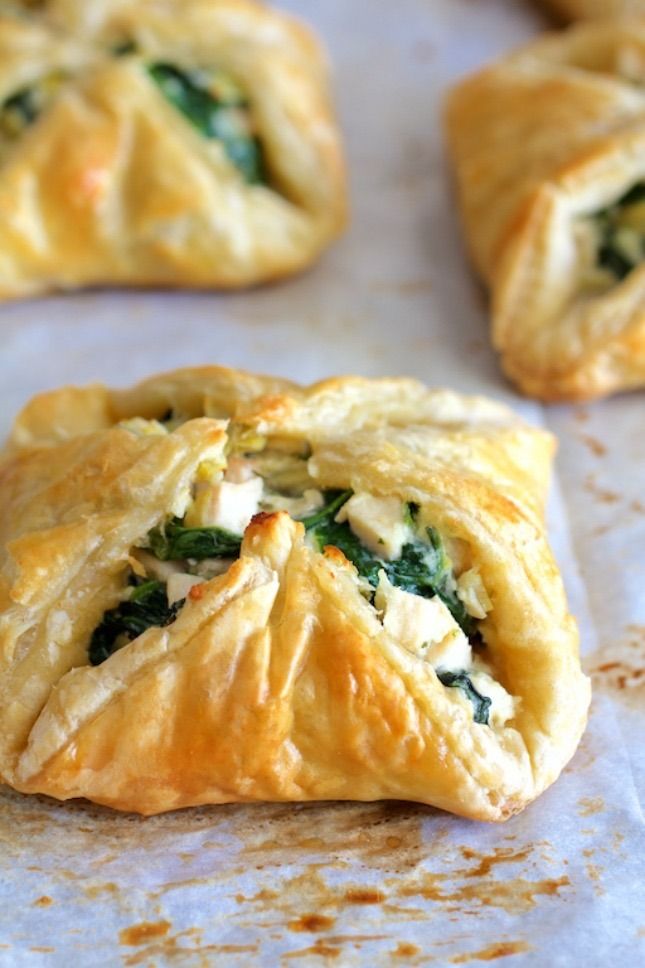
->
[436,671,491,726]
[595,183,645,281]
[302,491,488,725]
[0,87,39,137]
[88,485,492,725]
[302,492,474,636]
[0,72,69,142]
[89,579,182,666]
[148,63,265,184]
[148,517,242,561]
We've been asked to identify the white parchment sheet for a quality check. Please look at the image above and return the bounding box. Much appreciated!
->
[1,1,644,965]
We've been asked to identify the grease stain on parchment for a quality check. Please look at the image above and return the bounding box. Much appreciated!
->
[119,919,171,946]
[392,941,422,958]
[0,793,578,961]
[586,624,645,710]
[287,914,336,933]
[119,923,259,966]
[450,941,532,962]
[577,797,604,817]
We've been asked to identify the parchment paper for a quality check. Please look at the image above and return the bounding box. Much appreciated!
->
[1,1,643,964]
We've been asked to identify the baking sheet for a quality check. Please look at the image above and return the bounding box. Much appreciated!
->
[1,0,644,964]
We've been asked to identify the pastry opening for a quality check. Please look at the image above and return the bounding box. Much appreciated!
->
[579,182,645,289]
[88,418,516,729]
[147,60,266,185]
[114,40,266,185]
[0,70,69,150]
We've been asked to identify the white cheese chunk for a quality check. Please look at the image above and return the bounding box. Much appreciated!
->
[375,573,472,669]
[456,568,492,620]
[119,417,168,437]
[185,476,263,533]
[469,667,516,729]
[336,493,410,560]
[166,572,205,606]
[261,488,324,519]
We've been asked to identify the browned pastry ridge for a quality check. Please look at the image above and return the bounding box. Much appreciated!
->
[444,20,645,400]
[0,0,346,298]
[0,367,590,819]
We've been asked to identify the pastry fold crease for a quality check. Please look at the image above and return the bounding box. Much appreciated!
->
[0,367,590,819]
[444,20,645,400]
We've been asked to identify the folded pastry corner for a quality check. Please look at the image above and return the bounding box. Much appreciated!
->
[444,19,645,400]
[0,0,346,299]
[0,367,590,819]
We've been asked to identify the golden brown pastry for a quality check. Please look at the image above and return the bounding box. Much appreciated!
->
[0,0,346,299]
[0,366,590,820]
[444,20,645,401]
[541,1,645,21]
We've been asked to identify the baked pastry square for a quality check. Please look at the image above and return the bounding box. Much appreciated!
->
[444,20,645,400]
[0,0,346,298]
[0,367,590,819]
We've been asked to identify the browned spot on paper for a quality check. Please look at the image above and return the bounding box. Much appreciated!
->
[579,434,606,457]
[578,798,604,817]
[284,942,341,960]
[344,888,386,904]
[30,947,54,954]
[33,895,53,907]
[574,408,589,423]
[119,920,171,946]
[236,887,279,904]
[630,500,645,515]
[458,846,533,877]
[585,863,604,896]
[584,473,619,504]
[398,845,569,918]
[326,934,389,943]
[123,936,257,967]
[401,875,570,914]
[451,941,532,963]
[84,882,118,899]
[288,914,336,933]
[587,627,645,709]
[392,942,422,958]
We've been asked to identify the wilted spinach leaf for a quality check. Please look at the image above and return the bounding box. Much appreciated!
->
[148,63,265,183]
[89,580,182,666]
[437,670,491,725]
[148,517,242,561]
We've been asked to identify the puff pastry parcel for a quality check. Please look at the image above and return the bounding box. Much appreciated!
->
[0,366,590,820]
[445,21,645,400]
[0,0,346,298]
